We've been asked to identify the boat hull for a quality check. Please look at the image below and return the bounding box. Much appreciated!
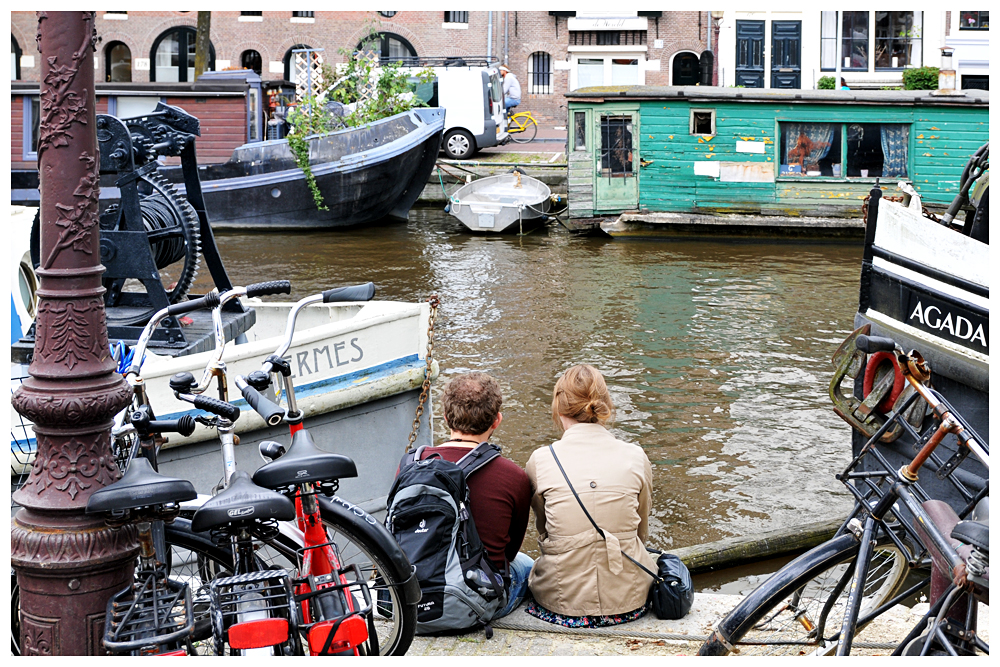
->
[448,173,552,233]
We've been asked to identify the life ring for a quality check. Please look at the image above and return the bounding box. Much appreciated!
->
[862,351,905,413]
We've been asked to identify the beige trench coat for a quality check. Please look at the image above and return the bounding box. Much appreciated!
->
[525,423,656,616]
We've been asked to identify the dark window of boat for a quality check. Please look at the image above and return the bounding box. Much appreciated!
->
[959,11,989,30]
[444,12,468,24]
[12,34,22,80]
[841,11,869,70]
[408,75,438,107]
[106,41,132,82]
[846,123,908,178]
[241,49,262,75]
[875,11,922,70]
[690,110,715,136]
[574,112,587,151]
[292,11,315,19]
[528,52,552,94]
[151,27,215,82]
[23,95,40,160]
[779,122,842,177]
[600,115,633,178]
[962,74,989,90]
[820,11,837,71]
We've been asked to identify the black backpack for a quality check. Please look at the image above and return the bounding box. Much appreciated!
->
[385,443,507,634]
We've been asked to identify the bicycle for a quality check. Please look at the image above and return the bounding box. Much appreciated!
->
[699,330,989,656]
[172,282,418,655]
[507,110,538,144]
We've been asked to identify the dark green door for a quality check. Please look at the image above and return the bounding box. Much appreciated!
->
[771,21,802,89]
[594,111,639,212]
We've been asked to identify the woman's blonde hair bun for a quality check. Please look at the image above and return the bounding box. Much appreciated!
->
[551,364,615,430]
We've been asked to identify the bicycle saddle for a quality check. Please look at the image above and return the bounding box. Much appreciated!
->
[252,429,358,489]
[951,521,989,554]
[190,470,295,532]
[86,456,197,514]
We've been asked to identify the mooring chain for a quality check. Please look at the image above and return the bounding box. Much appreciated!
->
[407,294,440,452]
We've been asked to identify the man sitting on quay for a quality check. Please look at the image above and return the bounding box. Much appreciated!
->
[415,372,533,619]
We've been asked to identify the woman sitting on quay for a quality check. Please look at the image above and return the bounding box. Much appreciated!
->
[524,364,656,627]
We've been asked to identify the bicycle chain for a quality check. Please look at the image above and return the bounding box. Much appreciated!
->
[406,295,440,452]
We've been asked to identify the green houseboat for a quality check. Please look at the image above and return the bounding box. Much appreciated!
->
[566,86,988,235]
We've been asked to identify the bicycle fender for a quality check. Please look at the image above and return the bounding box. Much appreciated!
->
[700,533,860,656]
[318,495,422,606]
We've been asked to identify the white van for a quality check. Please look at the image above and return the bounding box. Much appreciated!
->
[407,63,508,160]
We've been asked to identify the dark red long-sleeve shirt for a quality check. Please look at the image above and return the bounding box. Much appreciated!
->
[415,445,531,571]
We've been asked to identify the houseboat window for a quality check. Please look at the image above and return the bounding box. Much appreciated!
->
[841,11,869,70]
[779,122,842,177]
[573,112,587,151]
[690,110,715,136]
[875,12,922,70]
[23,96,40,160]
[529,52,553,94]
[577,58,604,88]
[820,11,838,70]
[248,88,260,142]
[846,123,908,178]
[611,59,639,85]
[959,11,989,30]
[600,115,633,178]
[106,42,132,82]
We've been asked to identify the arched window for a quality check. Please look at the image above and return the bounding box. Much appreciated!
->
[240,49,262,75]
[357,32,416,64]
[151,26,214,82]
[105,41,132,82]
[11,35,22,80]
[528,52,552,94]
[283,44,320,82]
[672,52,700,86]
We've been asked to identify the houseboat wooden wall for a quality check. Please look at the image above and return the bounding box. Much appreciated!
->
[566,87,989,219]
[11,81,249,170]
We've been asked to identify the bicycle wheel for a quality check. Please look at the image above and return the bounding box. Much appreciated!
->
[701,535,907,656]
[509,115,537,143]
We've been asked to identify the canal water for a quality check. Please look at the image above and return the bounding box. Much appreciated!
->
[205,208,864,569]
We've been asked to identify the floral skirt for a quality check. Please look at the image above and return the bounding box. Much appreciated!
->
[524,599,648,628]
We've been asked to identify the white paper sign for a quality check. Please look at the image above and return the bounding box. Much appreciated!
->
[694,161,721,177]
[736,141,766,154]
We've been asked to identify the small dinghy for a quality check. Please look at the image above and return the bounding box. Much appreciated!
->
[447,170,553,233]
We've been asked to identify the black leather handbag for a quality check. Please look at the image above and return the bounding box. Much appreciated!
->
[547,445,694,620]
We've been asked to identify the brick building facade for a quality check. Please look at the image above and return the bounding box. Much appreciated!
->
[11,11,711,126]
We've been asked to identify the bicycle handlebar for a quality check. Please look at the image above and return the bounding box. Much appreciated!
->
[323,282,376,303]
[128,291,221,376]
[175,393,241,422]
[234,376,285,426]
[144,416,197,438]
[246,280,292,299]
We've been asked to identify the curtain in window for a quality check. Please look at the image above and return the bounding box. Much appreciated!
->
[880,124,909,177]
[785,123,834,170]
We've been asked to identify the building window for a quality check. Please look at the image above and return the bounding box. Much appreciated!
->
[778,122,909,179]
[959,11,989,29]
[241,49,262,75]
[841,11,869,70]
[292,11,314,18]
[528,52,552,94]
[151,27,214,82]
[570,31,646,46]
[105,41,132,82]
[241,11,262,17]
[820,11,838,71]
[875,12,922,70]
[690,109,715,137]
[577,58,604,88]
[444,12,468,24]
[379,12,397,18]
[103,11,128,20]
[358,32,417,64]
[962,74,989,90]
[283,44,321,85]
[600,115,634,178]
[23,96,40,160]
[573,111,587,151]
[12,35,22,80]
[611,59,639,85]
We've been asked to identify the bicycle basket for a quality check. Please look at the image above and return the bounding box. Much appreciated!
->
[103,570,195,654]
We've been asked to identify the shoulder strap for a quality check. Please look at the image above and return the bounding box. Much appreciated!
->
[398,445,429,471]
[456,442,502,479]
[547,445,659,582]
